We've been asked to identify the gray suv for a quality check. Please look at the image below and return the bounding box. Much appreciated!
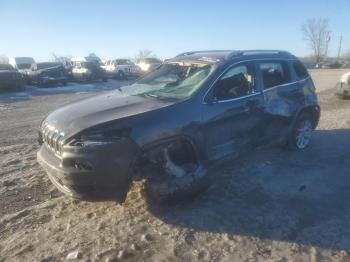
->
[37,50,320,203]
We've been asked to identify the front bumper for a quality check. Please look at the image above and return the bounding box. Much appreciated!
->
[37,137,141,200]
[40,76,67,85]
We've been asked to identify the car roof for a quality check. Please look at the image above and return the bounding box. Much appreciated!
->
[170,50,297,64]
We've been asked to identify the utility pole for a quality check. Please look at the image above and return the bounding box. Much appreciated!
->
[337,35,343,59]
[324,31,331,60]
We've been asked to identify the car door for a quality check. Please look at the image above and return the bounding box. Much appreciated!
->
[201,61,265,162]
[257,60,298,144]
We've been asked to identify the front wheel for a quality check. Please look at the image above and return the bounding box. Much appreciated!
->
[287,113,314,150]
[117,71,126,80]
[144,165,210,204]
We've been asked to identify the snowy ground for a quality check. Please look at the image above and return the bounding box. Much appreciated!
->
[1,71,350,261]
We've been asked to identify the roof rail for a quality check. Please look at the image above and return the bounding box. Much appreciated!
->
[226,50,292,59]
[175,50,231,57]
[240,50,290,56]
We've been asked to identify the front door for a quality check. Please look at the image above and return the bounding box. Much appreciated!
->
[201,61,265,162]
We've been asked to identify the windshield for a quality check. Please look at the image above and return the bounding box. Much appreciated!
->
[17,63,32,70]
[115,59,133,65]
[118,62,215,100]
[37,63,60,70]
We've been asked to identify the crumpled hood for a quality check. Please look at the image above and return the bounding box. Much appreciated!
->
[44,89,174,138]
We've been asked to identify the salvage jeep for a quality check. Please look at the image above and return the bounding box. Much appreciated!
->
[37,50,320,202]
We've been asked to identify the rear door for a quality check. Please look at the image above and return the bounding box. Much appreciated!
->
[201,61,265,162]
[257,60,300,144]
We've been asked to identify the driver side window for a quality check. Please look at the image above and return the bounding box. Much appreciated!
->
[213,62,256,101]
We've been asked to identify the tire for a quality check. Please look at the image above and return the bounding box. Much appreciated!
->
[37,79,43,88]
[144,165,210,204]
[287,112,314,150]
[117,71,126,80]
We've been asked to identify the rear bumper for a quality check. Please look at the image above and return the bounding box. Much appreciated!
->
[37,137,141,200]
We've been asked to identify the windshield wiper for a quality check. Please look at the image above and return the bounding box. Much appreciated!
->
[139,92,159,98]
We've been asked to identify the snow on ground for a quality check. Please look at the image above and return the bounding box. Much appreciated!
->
[0,79,132,103]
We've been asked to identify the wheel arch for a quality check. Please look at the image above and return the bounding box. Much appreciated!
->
[140,135,201,166]
[292,105,320,129]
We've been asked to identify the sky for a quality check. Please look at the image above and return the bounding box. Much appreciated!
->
[0,0,349,61]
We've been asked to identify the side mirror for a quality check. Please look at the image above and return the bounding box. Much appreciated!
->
[206,95,218,104]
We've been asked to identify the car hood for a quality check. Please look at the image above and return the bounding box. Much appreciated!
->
[29,66,62,75]
[0,71,19,80]
[44,89,174,139]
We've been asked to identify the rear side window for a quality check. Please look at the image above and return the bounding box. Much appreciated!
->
[259,61,291,89]
[293,60,309,79]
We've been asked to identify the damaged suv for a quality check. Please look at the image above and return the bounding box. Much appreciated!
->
[37,50,320,202]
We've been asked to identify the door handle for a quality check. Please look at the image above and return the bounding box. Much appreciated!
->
[245,100,257,110]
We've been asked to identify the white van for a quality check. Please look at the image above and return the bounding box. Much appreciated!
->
[9,57,35,72]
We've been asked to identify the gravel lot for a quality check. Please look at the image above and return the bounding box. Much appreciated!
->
[1,70,350,261]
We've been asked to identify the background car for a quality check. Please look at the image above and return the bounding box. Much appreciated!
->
[71,60,107,82]
[135,57,162,74]
[102,59,141,79]
[27,62,68,87]
[335,72,350,98]
[0,64,25,92]
[8,57,35,83]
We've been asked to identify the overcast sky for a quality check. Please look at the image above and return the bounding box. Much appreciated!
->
[0,0,349,61]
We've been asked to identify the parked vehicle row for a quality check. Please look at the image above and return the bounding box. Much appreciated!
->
[0,55,163,92]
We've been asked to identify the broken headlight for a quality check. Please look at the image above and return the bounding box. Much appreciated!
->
[70,128,130,147]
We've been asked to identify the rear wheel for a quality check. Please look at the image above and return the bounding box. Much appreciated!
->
[287,113,314,150]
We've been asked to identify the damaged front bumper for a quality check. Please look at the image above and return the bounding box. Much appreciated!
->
[37,137,141,201]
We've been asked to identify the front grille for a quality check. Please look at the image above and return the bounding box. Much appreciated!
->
[41,122,65,155]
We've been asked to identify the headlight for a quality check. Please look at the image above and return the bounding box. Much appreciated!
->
[70,128,130,147]
[139,63,150,71]
[70,133,116,147]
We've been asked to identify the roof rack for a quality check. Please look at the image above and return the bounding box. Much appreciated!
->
[227,50,292,59]
[241,50,290,56]
[175,50,232,57]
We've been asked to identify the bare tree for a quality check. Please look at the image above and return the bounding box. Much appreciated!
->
[302,18,331,63]
[134,49,156,60]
